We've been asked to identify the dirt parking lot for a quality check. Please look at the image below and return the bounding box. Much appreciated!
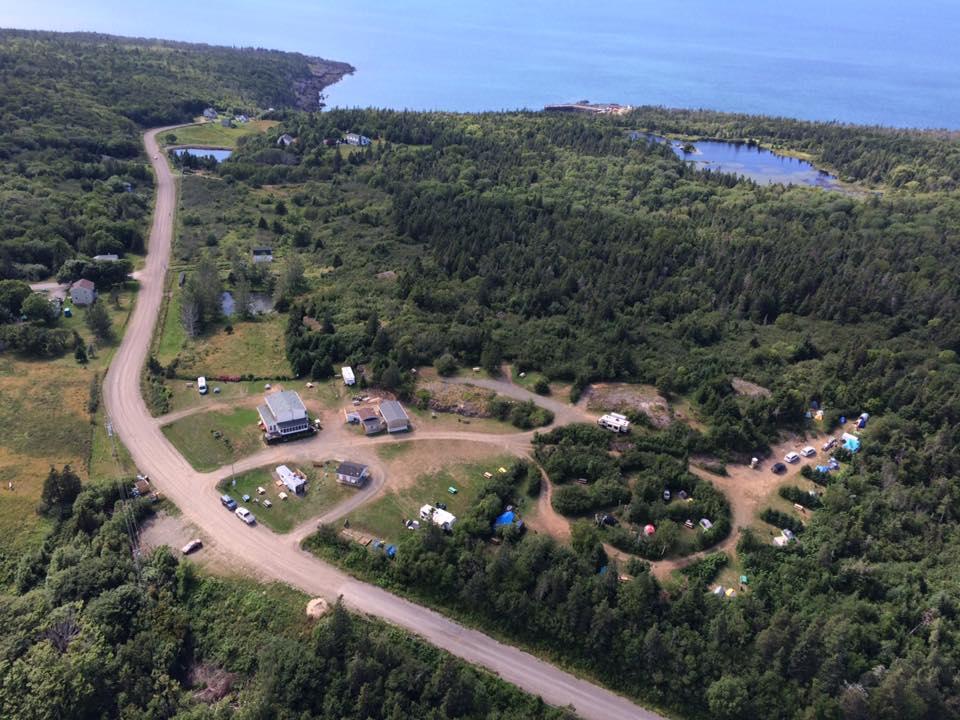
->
[583,383,673,428]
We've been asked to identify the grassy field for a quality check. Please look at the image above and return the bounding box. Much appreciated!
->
[173,315,287,378]
[219,460,351,533]
[161,407,262,472]
[0,286,139,585]
[161,377,346,417]
[161,120,276,149]
[344,454,515,544]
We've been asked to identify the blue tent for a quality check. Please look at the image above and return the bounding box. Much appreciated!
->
[494,510,516,528]
[844,436,861,453]
[386,545,397,559]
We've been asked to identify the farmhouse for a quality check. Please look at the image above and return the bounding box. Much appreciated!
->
[344,133,371,146]
[276,464,306,494]
[379,400,410,433]
[69,279,96,306]
[257,390,311,441]
[251,246,273,263]
[336,461,369,487]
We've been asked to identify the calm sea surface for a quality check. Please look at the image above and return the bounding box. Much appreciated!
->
[11,0,960,128]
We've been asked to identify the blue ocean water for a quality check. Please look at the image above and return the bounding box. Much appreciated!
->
[8,0,960,128]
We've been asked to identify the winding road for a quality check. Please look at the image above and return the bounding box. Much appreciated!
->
[102,128,665,720]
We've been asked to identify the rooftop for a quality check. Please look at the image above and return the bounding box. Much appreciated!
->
[72,279,95,290]
[337,461,367,478]
[379,400,409,423]
[265,390,307,423]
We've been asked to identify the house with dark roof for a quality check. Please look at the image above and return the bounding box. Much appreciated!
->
[277,133,295,147]
[257,390,311,441]
[336,461,369,487]
[251,247,273,263]
[356,406,384,435]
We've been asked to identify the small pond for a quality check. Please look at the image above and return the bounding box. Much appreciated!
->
[637,133,841,190]
[174,147,233,162]
[221,291,274,317]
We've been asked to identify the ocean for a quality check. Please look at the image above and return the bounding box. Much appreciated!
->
[8,0,960,128]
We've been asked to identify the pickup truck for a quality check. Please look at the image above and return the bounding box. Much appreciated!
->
[220,494,237,511]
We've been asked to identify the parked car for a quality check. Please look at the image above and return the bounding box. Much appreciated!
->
[772,462,787,474]
[822,438,838,451]
[235,507,255,525]
[181,539,203,555]
[785,452,801,463]
[800,446,816,457]
[263,499,273,508]
[220,494,237,510]
[699,518,713,531]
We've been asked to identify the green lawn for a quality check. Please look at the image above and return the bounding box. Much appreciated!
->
[344,455,515,543]
[161,407,262,471]
[220,460,351,533]
[161,120,276,149]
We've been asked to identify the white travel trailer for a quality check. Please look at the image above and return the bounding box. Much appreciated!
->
[598,412,630,433]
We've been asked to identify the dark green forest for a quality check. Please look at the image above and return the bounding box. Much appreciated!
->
[201,108,960,718]
[0,29,351,281]
[0,473,574,720]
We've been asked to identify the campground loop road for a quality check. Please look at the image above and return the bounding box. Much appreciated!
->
[102,127,666,720]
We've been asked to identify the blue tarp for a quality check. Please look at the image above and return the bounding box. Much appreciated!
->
[844,437,861,453]
[494,510,516,527]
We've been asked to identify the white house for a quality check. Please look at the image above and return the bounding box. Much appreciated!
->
[342,366,356,386]
[69,279,96,306]
[202,107,218,120]
[257,390,311,441]
[277,133,295,147]
[251,247,273,263]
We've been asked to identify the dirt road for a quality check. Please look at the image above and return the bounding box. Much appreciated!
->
[101,127,664,720]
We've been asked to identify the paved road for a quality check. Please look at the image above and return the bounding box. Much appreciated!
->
[102,127,666,720]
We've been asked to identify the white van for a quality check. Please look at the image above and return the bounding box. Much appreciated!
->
[197,376,208,395]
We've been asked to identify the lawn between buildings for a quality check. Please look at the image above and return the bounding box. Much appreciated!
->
[161,407,262,472]
[219,459,351,533]
[342,454,518,545]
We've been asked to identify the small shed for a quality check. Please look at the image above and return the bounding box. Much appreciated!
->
[252,247,273,263]
[336,461,369,487]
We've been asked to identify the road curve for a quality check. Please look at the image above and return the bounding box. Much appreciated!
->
[102,127,667,720]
